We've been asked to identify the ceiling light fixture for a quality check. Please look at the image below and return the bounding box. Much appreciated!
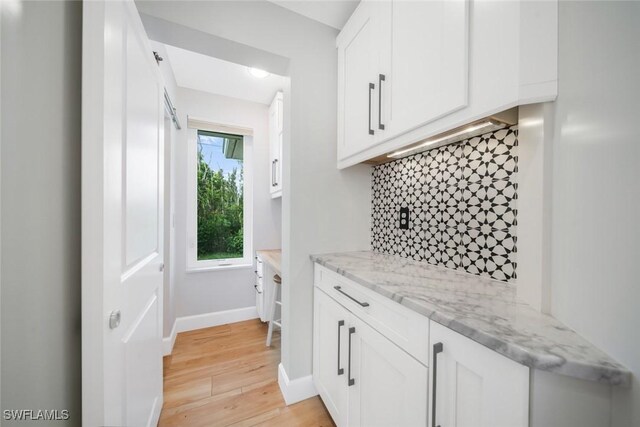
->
[248,67,270,79]
[387,120,498,158]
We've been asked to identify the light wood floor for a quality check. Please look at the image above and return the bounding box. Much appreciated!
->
[159,319,336,427]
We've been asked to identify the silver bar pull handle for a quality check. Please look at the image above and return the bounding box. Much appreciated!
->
[337,320,345,375]
[432,342,444,427]
[274,159,279,186]
[378,74,385,130]
[334,286,369,307]
[368,83,375,135]
[271,160,276,186]
[348,326,356,386]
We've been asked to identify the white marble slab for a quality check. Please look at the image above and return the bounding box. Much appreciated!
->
[311,251,631,386]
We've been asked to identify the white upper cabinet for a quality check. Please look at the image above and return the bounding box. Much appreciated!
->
[379,0,469,141]
[336,0,558,168]
[269,91,283,198]
[337,1,382,159]
[338,0,470,162]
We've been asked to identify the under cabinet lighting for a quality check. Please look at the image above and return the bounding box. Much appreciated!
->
[387,120,498,158]
[248,67,270,79]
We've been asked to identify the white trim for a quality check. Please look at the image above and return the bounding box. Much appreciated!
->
[192,257,250,270]
[162,307,259,355]
[185,263,252,274]
[0,0,3,412]
[277,363,318,405]
[148,396,162,427]
[162,321,178,356]
[0,0,3,413]
[81,2,109,423]
[186,128,254,271]
[187,116,254,136]
[177,306,258,334]
[162,305,258,356]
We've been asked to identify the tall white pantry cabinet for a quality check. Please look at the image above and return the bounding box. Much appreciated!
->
[269,91,283,198]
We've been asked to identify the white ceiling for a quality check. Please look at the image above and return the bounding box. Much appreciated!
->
[269,0,360,30]
[164,44,287,105]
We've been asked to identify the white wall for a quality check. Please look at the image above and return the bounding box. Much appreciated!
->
[173,87,281,318]
[137,0,372,381]
[1,0,81,423]
[549,2,640,426]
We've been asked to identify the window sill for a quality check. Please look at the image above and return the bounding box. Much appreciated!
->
[186,263,253,274]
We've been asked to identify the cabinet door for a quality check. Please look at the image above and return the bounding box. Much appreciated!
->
[269,99,277,189]
[313,288,350,426]
[348,314,428,427]
[429,321,529,427]
[256,259,265,321]
[255,272,264,322]
[337,1,380,160]
[380,0,469,141]
[273,132,282,194]
[276,94,283,134]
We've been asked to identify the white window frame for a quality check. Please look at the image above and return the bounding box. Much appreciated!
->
[186,124,253,272]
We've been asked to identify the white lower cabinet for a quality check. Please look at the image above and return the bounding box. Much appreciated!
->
[314,287,350,426]
[255,258,265,321]
[348,314,428,427]
[314,287,428,427]
[429,321,529,427]
[314,263,616,427]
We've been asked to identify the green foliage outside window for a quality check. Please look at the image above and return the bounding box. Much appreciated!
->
[197,132,244,260]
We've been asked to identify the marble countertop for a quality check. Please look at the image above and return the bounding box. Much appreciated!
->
[257,249,281,276]
[310,251,631,386]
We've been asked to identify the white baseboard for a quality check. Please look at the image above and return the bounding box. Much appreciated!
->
[278,363,318,405]
[176,306,258,333]
[163,306,259,356]
[149,395,162,427]
[162,321,178,356]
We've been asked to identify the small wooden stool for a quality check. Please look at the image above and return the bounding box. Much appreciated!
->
[266,274,281,347]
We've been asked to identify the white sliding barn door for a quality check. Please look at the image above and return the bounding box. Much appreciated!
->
[82,1,164,426]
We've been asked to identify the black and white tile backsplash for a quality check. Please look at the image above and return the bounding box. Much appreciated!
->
[371,126,518,282]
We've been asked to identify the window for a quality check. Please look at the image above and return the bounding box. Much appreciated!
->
[187,123,253,270]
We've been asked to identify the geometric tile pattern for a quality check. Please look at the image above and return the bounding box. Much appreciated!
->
[372,126,518,282]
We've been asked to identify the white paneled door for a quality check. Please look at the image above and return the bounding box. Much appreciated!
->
[82,1,164,426]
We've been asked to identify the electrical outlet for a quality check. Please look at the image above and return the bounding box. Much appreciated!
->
[399,207,410,230]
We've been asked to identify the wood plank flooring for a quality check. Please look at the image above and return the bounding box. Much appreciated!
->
[159,319,335,427]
